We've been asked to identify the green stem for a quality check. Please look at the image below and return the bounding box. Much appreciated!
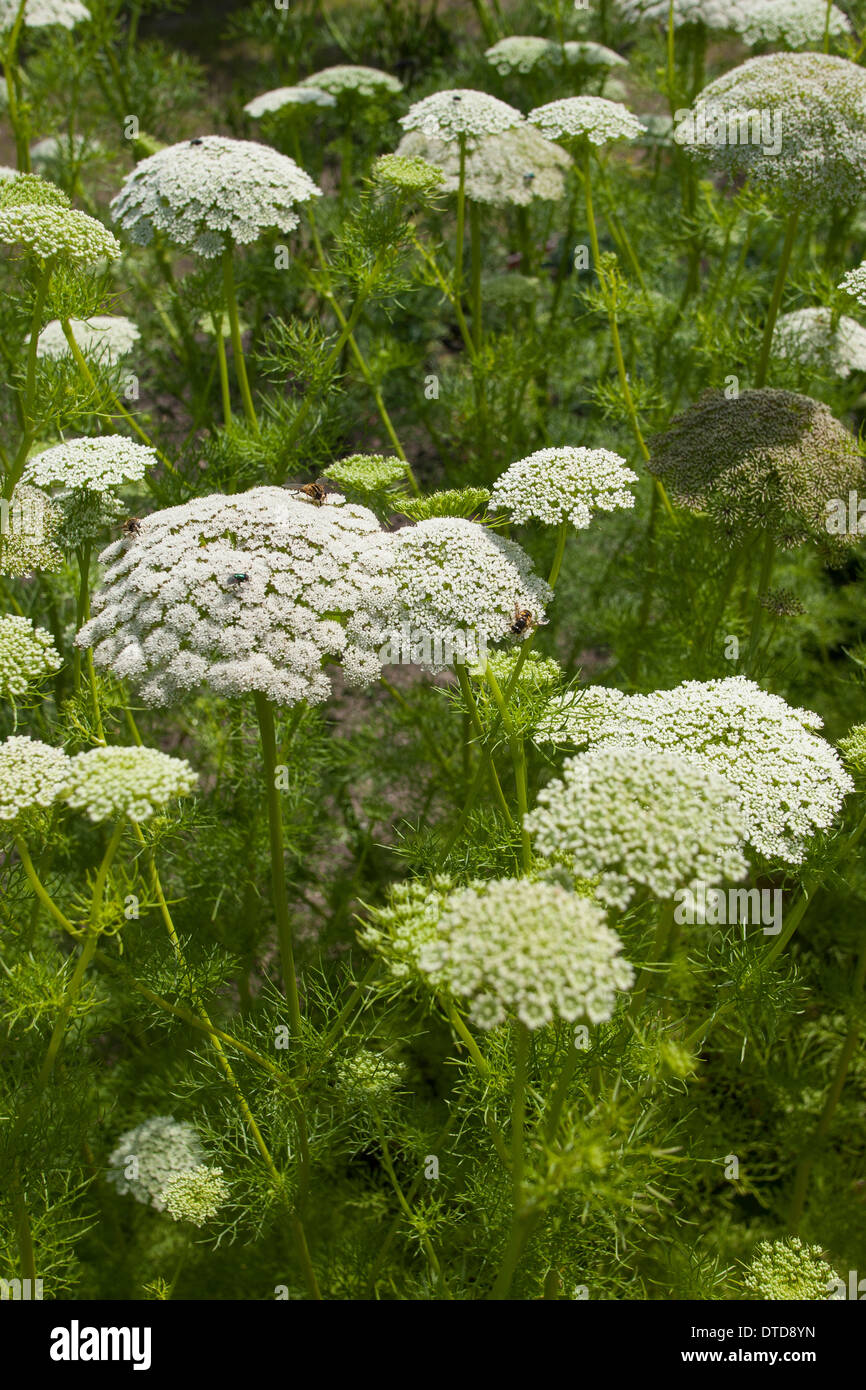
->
[215,325,232,429]
[746,533,775,675]
[222,248,259,435]
[484,663,531,873]
[470,201,483,350]
[489,1022,531,1299]
[755,210,800,389]
[59,319,182,486]
[253,693,302,1034]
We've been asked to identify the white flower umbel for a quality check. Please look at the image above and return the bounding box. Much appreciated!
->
[744,1238,836,1300]
[106,1116,205,1211]
[400,90,523,148]
[489,447,638,528]
[299,65,403,98]
[525,745,748,910]
[772,308,866,380]
[0,202,120,262]
[484,36,556,73]
[418,877,635,1030]
[485,36,627,75]
[0,615,61,698]
[110,136,321,258]
[395,124,571,206]
[674,54,866,207]
[32,315,140,365]
[244,86,336,118]
[0,735,71,821]
[0,484,63,576]
[25,436,156,492]
[162,1166,229,1227]
[612,0,746,27]
[740,0,851,47]
[0,0,89,30]
[535,684,630,744]
[358,876,455,982]
[839,262,866,308]
[539,676,853,865]
[528,96,643,146]
[63,745,197,823]
[77,487,397,707]
[386,517,551,670]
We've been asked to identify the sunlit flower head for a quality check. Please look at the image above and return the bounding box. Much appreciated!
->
[0,615,61,699]
[0,735,70,822]
[489,447,638,528]
[528,96,643,146]
[77,487,397,707]
[400,90,523,148]
[110,136,321,258]
[525,745,748,909]
[418,877,635,1030]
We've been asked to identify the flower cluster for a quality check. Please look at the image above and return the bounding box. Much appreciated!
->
[535,683,631,744]
[396,123,571,206]
[418,877,635,1030]
[0,484,63,576]
[337,1051,404,1101]
[489,447,638,529]
[110,136,321,258]
[772,308,866,380]
[358,876,455,982]
[537,677,852,864]
[400,90,523,148]
[0,172,69,207]
[106,1116,205,1211]
[525,746,748,909]
[322,453,408,495]
[244,86,336,119]
[0,615,61,698]
[528,96,643,146]
[385,517,551,669]
[25,436,157,492]
[77,487,398,707]
[740,0,851,46]
[0,735,70,822]
[33,315,140,365]
[371,154,445,196]
[0,0,89,30]
[675,54,866,207]
[743,1238,835,1300]
[647,389,865,552]
[0,202,120,263]
[162,1166,229,1227]
[485,36,626,75]
[838,262,866,309]
[63,745,197,823]
[299,65,403,98]
[838,724,866,777]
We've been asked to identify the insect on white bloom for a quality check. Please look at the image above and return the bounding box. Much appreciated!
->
[77,486,399,707]
[400,89,523,148]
